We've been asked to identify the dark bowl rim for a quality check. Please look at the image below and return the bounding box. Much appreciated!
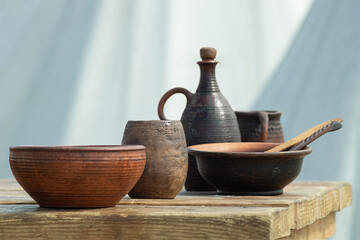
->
[188,142,312,158]
[125,120,182,125]
[9,145,145,151]
[234,110,281,115]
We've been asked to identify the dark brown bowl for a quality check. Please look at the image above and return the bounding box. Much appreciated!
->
[188,142,312,195]
[9,145,146,208]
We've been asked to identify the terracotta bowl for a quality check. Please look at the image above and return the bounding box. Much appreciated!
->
[9,145,146,208]
[188,142,312,195]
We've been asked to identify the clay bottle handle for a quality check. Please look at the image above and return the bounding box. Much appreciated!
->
[258,111,269,142]
[158,87,193,120]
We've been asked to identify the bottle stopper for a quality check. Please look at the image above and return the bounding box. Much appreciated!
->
[200,47,217,60]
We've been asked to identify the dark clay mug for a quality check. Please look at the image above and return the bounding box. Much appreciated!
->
[235,111,285,143]
[122,120,188,199]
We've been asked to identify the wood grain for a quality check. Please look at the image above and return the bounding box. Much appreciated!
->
[0,180,352,239]
[280,212,336,240]
[0,205,291,240]
[266,117,343,152]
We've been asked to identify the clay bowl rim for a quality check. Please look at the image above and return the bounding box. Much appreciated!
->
[9,145,145,152]
[188,142,312,158]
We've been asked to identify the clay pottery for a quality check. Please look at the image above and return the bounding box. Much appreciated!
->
[9,145,146,208]
[188,142,312,195]
[235,111,284,143]
[158,47,241,191]
[122,120,188,199]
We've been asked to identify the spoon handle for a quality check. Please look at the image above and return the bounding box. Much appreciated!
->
[288,121,342,151]
[265,117,343,152]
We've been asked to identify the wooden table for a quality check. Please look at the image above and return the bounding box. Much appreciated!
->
[0,180,351,239]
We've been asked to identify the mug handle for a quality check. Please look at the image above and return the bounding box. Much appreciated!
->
[158,87,193,120]
[258,111,269,142]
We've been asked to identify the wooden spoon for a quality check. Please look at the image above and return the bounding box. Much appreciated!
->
[266,117,343,152]
[288,121,342,151]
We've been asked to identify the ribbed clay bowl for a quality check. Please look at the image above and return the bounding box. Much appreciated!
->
[9,145,146,208]
[188,142,312,196]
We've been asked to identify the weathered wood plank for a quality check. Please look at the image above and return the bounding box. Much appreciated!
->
[280,212,336,240]
[0,204,290,240]
[0,181,351,230]
[0,180,351,239]
[0,179,23,190]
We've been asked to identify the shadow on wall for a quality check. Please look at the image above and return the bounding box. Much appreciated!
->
[253,0,360,239]
[0,0,100,178]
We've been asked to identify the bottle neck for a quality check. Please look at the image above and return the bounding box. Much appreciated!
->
[196,61,220,93]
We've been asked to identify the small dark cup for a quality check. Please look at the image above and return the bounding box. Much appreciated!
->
[122,120,188,199]
[235,110,284,143]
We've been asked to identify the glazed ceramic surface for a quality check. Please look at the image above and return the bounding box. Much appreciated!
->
[9,145,146,208]
[158,47,241,191]
[235,111,284,143]
[122,120,188,199]
[188,142,312,195]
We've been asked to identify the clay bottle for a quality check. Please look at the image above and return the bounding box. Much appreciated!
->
[158,47,241,191]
